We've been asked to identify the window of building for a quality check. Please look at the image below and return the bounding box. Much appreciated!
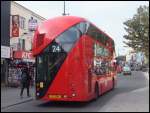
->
[19,39,25,50]
[20,16,26,29]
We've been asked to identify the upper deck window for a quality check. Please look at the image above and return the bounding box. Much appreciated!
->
[86,24,111,47]
[75,22,87,35]
[55,25,81,52]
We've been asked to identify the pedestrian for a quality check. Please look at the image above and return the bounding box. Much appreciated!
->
[20,67,31,98]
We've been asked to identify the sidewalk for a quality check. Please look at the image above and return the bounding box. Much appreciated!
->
[1,86,35,109]
[143,71,149,80]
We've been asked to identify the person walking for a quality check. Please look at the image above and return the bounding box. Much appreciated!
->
[20,67,31,98]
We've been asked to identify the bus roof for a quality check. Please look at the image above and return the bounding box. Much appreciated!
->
[32,16,114,56]
[32,16,86,56]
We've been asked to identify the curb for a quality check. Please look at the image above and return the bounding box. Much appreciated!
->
[143,72,149,80]
[1,98,33,109]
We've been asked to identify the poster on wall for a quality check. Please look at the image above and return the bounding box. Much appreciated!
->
[12,15,19,37]
[1,46,10,58]
[28,17,38,31]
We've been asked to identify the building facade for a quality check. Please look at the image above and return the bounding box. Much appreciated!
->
[1,1,11,86]
[10,1,46,57]
[8,1,46,87]
[1,1,46,86]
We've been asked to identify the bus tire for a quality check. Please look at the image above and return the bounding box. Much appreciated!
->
[112,77,116,89]
[94,83,99,100]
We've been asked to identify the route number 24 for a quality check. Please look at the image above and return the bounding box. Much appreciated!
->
[52,45,61,52]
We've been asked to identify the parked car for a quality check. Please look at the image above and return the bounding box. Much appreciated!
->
[123,64,131,75]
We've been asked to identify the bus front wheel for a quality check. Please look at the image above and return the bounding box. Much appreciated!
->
[94,83,99,100]
[112,77,116,89]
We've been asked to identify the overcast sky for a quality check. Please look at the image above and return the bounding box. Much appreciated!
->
[15,1,149,56]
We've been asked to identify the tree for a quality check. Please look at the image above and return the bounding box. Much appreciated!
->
[123,5,149,59]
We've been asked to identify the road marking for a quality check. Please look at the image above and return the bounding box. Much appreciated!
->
[1,98,33,110]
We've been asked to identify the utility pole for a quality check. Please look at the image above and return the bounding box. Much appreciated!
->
[62,1,69,16]
[118,48,119,57]
[62,1,66,16]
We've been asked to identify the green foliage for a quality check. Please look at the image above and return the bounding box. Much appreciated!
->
[123,5,149,59]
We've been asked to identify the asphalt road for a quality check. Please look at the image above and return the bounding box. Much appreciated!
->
[2,71,149,112]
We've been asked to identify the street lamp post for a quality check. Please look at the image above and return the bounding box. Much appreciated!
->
[62,1,66,16]
[62,1,69,16]
[118,48,119,57]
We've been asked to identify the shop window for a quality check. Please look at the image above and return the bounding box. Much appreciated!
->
[19,39,25,50]
[20,16,26,29]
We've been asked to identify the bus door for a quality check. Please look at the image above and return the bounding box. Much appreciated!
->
[36,53,50,99]
[36,45,67,99]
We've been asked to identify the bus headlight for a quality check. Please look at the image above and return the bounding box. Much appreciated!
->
[37,92,40,96]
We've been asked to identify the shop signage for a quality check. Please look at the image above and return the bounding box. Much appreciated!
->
[14,51,34,59]
[12,15,19,37]
[22,52,33,59]
[1,46,10,58]
[28,17,38,31]
[23,59,35,62]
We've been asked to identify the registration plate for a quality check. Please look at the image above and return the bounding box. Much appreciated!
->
[48,95,62,99]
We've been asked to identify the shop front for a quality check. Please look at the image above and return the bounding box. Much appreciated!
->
[8,51,35,87]
[1,58,9,86]
[1,46,10,86]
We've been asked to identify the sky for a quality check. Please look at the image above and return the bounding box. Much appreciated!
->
[15,1,149,56]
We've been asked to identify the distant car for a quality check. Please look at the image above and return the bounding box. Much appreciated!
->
[123,65,131,75]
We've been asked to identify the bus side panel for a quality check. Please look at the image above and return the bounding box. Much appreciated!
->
[82,35,97,100]
[66,36,86,101]
[65,35,97,101]
[42,36,91,101]
[42,57,69,101]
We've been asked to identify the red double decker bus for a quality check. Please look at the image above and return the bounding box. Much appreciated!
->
[32,16,117,102]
